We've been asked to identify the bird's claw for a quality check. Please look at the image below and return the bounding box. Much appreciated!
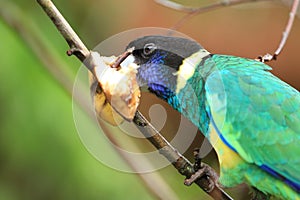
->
[184,167,206,186]
[184,163,218,192]
[184,148,219,193]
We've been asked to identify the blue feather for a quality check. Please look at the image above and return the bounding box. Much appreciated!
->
[208,110,237,153]
[260,164,300,192]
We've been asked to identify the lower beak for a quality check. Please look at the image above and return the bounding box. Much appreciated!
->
[120,54,136,68]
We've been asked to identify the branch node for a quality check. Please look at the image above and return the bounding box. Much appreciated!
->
[66,47,75,56]
[66,47,84,57]
[255,52,279,63]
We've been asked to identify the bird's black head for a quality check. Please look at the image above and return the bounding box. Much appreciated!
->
[123,35,205,102]
[126,35,202,70]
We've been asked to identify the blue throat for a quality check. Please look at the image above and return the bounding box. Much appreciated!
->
[141,52,212,135]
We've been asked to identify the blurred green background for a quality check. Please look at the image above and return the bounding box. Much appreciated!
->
[0,0,299,200]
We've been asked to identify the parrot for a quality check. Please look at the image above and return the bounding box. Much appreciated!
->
[114,35,300,199]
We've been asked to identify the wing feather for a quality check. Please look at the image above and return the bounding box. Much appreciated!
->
[205,55,300,187]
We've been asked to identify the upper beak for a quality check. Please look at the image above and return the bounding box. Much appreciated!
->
[120,54,136,69]
[110,47,135,68]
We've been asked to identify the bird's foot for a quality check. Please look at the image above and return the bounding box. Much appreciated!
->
[184,148,220,193]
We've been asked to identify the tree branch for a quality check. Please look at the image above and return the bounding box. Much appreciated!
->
[258,0,299,62]
[37,0,89,63]
[36,0,232,199]
[133,111,233,200]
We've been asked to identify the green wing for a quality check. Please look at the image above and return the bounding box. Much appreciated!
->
[205,55,300,187]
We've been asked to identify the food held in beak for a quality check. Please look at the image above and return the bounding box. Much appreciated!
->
[88,51,140,125]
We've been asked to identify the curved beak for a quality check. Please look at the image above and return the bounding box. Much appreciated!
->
[110,47,135,68]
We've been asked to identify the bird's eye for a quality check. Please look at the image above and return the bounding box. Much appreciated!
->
[143,43,156,56]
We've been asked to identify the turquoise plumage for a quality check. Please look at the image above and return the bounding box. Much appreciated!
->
[205,55,300,199]
[124,35,300,199]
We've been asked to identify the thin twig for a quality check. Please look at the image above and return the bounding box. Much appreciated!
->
[272,0,299,60]
[154,0,199,12]
[36,0,233,199]
[156,0,270,31]
[156,0,268,13]
[257,0,299,62]
[37,0,89,63]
